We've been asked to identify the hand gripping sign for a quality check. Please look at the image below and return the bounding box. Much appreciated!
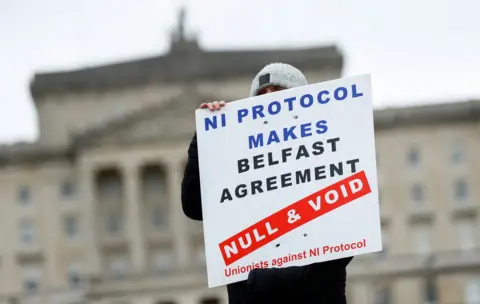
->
[195,74,382,288]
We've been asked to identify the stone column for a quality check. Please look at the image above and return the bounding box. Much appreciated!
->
[123,162,147,273]
[352,280,372,304]
[80,164,102,276]
[167,160,190,268]
[220,289,229,304]
[177,294,197,304]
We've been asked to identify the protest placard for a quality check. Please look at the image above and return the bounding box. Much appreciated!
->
[195,74,382,288]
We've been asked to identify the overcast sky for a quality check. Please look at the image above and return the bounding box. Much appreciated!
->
[1,0,479,144]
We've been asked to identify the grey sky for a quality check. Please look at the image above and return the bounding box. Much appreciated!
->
[1,0,479,144]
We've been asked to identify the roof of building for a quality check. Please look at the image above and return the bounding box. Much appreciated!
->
[374,99,480,129]
[30,42,343,99]
[0,143,71,167]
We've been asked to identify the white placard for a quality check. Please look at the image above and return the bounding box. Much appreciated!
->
[195,74,382,288]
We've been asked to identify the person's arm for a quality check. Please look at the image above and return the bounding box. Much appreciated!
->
[181,101,226,221]
[181,132,203,221]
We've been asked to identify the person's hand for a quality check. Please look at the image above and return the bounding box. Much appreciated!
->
[199,101,226,111]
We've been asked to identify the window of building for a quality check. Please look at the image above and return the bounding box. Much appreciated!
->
[18,185,31,205]
[407,146,421,167]
[412,223,432,255]
[64,216,79,240]
[97,170,123,201]
[454,178,469,203]
[19,219,35,245]
[455,219,476,251]
[424,277,438,304]
[67,263,82,289]
[451,142,466,164]
[410,183,425,206]
[22,265,41,294]
[60,180,76,199]
[106,213,122,235]
[465,278,480,304]
[374,286,391,304]
[68,272,81,288]
[152,205,166,229]
[153,251,173,273]
[24,278,39,294]
[109,257,128,279]
[196,246,206,266]
[141,166,166,198]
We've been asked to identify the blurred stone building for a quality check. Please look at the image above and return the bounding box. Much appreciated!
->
[0,9,479,304]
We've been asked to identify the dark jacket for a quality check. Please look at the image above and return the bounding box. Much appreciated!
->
[181,133,353,304]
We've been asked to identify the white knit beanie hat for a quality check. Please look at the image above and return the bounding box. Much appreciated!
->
[250,63,308,97]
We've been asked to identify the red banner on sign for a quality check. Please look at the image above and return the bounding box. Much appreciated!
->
[219,170,372,266]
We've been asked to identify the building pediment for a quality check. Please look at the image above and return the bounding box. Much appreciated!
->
[70,90,234,150]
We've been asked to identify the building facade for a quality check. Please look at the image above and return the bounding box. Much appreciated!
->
[0,12,479,304]
[349,102,480,304]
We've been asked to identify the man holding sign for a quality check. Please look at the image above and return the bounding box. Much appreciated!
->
[181,63,363,304]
